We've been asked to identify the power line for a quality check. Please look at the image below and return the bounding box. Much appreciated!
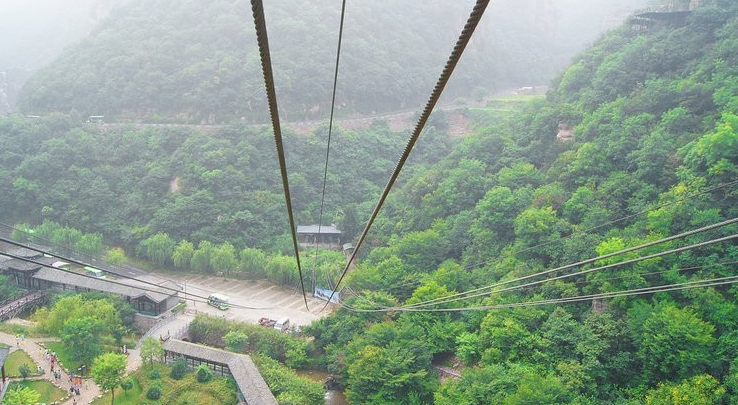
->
[250,0,308,310]
[370,274,738,312]
[399,217,738,309]
[399,232,738,310]
[322,0,492,311]
[0,221,142,277]
[341,228,738,312]
[341,259,738,311]
[337,178,738,302]
[0,250,274,311]
[313,0,348,294]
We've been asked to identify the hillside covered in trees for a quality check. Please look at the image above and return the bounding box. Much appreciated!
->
[304,1,738,404]
[2,0,738,404]
[15,0,647,123]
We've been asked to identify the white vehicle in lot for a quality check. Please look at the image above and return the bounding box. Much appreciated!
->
[273,317,290,332]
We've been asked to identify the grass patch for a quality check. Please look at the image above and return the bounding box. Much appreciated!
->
[7,380,68,404]
[4,349,42,378]
[0,342,8,348]
[90,363,239,405]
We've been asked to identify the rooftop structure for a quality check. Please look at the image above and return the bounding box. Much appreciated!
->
[297,224,342,250]
[32,267,180,315]
[0,244,181,316]
[162,339,277,405]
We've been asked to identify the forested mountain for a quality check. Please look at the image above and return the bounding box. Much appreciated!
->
[0,114,456,250]
[302,1,738,404]
[15,0,647,123]
[3,0,738,404]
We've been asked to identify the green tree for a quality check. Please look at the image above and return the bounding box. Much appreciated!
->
[91,353,128,405]
[224,330,248,352]
[191,241,213,272]
[646,374,726,405]
[120,378,134,396]
[210,242,237,275]
[139,337,164,367]
[75,232,104,255]
[172,240,195,269]
[18,364,31,379]
[105,247,127,266]
[61,316,105,364]
[196,364,213,382]
[170,358,188,380]
[3,386,40,405]
[239,247,267,277]
[139,232,176,266]
[638,305,716,382]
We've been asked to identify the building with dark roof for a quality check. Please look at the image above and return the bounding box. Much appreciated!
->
[162,339,277,405]
[31,267,180,316]
[297,224,342,250]
[0,244,181,316]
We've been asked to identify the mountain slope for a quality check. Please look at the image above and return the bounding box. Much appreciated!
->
[16,0,647,123]
[304,2,738,404]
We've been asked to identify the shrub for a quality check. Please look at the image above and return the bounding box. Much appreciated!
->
[148,368,161,380]
[196,364,213,382]
[120,378,133,394]
[18,364,31,379]
[146,383,162,400]
[170,358,187,380]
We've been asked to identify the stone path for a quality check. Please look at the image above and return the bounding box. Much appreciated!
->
[0,329,141,405]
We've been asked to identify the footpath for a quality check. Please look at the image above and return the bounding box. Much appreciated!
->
[0,329,142,404]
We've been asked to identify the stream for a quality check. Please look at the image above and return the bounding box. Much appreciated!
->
[297,370,349,405]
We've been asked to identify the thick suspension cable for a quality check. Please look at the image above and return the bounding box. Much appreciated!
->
[313,0,348,293]
[250,0,308,310]
[400,217,738,309]
[322,0,491,311]
[0,250,274,310]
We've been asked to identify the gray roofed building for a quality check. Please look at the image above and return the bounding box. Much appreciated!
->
[33,267,174,302]
[296,225,341,234]
[0,242,43,260]
[30,267,180,316]
[297,224,342,250]
[163,339,277,405]
[0,256,57,272]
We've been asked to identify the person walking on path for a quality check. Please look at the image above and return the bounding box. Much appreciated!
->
[0,330,104,405]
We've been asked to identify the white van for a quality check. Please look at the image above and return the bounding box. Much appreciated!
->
[274,318,290,332]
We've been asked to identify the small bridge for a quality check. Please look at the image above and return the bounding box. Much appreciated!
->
[0,292,45,321]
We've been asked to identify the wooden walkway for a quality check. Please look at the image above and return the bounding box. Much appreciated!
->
[0,292,45,321]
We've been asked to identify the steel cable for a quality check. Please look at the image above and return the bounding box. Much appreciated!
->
[250,0,308,310]
[322,0,491,311]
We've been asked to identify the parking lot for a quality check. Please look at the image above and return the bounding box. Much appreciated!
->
[155,273,335,327]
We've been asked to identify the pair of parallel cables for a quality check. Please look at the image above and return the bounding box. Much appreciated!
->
[248,0,492,311]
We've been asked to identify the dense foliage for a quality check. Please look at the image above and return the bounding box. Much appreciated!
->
[15,0,646,123]
[32,294,134,364]
[188,314,323,404]
[0,116,453,252]
[301,1,738,404]
[3,0,738,404]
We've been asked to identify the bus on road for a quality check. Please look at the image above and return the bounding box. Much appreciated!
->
[207,293,230,310]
